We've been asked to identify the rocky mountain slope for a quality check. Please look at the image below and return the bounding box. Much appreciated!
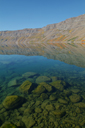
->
[0,14,85,46]
[0,14,85,68]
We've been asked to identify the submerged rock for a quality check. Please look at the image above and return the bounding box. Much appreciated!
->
[0,107,6,114]
[39,82,52,92]
[49,94,57,101]
[2,95,25,109]
[1,123,18,128]
[54,103,62,109]
[71,88,80,94]
[43,109,48,116]
[75,126,81,128]
[19,80,33,94]
[51,76,59,82]
[0,104,3,110]
[58,98,68,104]
[75,107,81,114]
[14,120,26,128]
[24,108,33,115]
[22,72,39,78]
[35,107,42,113]
[74,102,85,108]
[41,100,49,109]
[8,79,17,87]
[8,76,25,87]
[53,110,66,118]
[45,104,54,111]
[27,117,36,128]
[36,76,51,83]
[69,94,81,103]
[50,80,66,91]
[63,89,72,96]
[35,100,42,106]
[32,84,46,94]
[51,76,63,82]
[22,116,35,128]
[40,93,48,100]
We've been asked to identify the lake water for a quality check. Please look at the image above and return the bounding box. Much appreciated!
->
[0,54,85,128]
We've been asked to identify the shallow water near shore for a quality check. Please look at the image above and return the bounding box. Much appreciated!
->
[0,54,85,128]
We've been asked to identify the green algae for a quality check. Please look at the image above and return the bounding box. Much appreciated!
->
[2,123,18,128]
[50,80,66,91]
[32,84,46,94]
[2,95,25,109]
[19,80,33,94]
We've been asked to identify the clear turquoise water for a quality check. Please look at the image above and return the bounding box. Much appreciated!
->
[0,54,85,128]
[0,55,85,85]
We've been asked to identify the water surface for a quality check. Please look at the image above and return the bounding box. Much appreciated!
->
[0,54,85,128]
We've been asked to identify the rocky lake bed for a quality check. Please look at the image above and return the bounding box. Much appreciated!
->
[0,70,85,128]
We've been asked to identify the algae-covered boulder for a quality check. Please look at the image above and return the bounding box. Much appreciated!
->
[71,88,80,94]
[54,103,62,109]
[2,95,24,109]
[45,104,54,111]
[35,107,42,113]
[50,80,66,91]
[0,107,6,114]
[69,94,81,103]
[39,82,52,92]
[22,116,35,128]
[15,120,26,128]
[75,107,81,114]
[19,80,33,94]
[75,126,81,128]
[22,72,39,78]
[36,76,51,83]
[0,104,4,110]
[53,110,66,118]
[35,100,42,106]
[58,98,68,104]
[40,93,48,100]
[1,123,18,128]
[32,84,46,94]
[74,102,85,108]
[49,94,57,101]
[41,100,49,109]
[63,89,72,96]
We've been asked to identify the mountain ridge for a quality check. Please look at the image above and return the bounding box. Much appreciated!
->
[0,14,85,46]
[1,14,85,31]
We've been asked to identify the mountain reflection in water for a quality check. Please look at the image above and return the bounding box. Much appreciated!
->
[0,42,85,68]
[0,42,85,128]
